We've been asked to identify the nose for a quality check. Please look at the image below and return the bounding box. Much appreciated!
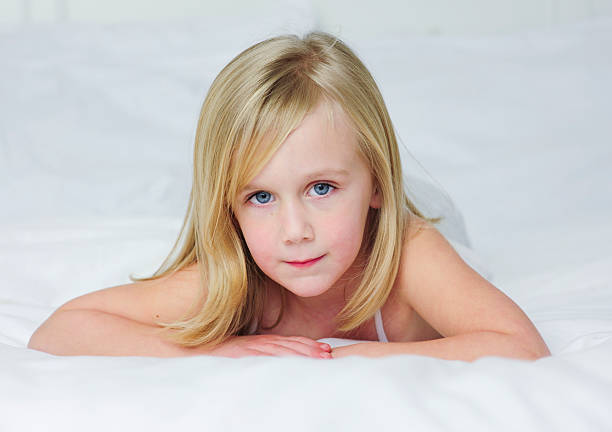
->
[280,199,313,244]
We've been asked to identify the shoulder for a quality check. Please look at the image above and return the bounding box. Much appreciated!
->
[395,214,542,343]
[397,216,491,316]
[395,214,471,308]
[404,213,432,242]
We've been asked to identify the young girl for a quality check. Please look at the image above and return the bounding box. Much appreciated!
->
[28,31,550,361]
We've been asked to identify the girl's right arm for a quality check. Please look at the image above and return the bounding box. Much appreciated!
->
[27,264,331,359]
[27,264,213,357]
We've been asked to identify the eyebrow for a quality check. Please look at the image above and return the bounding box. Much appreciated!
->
[242,169,350,192]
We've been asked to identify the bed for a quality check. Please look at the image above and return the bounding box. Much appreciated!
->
[1,3,611,431]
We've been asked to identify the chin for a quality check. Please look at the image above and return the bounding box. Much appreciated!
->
[279,277,334,298]
[290,288,331,298]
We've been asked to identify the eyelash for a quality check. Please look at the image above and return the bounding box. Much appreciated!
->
[245,182,337,207]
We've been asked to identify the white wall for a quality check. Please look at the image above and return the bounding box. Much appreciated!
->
[0,0,309,26]
[312,0,612,37]
[1,0,612,35]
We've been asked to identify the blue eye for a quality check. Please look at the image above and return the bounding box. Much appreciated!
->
[312,183,331,196]
[252,191,272,204]
[247,183,335,206]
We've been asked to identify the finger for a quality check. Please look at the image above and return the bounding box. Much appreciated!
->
[287,336,331,352]
[269,339,329,358]
[253,342,310,357]
[253,335,329,357]
[244,349,272,357]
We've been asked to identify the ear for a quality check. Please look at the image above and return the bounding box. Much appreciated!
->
[369,183,382,209]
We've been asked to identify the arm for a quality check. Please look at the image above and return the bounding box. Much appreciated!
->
[334,219,550,361]
[27,264,210,357]
[27,309,212,357]
[331,331,542,361]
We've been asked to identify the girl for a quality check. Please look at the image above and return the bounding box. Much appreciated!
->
[28,31,550,361]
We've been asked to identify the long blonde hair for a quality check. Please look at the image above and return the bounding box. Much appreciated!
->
[132,31,440,347]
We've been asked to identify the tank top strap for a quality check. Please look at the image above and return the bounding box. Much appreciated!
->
[374,309,389,342]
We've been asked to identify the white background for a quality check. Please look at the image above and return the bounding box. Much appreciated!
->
[1,0,612,35]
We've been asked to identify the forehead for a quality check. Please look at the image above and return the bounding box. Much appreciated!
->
[276,100,358,163]
[242,101,363,188]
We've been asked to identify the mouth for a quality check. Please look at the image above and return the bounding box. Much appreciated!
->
[285,254,325,268]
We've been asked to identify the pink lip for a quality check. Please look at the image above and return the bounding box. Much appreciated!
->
[286,255,325,268]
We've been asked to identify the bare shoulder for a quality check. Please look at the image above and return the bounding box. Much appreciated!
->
[396,214,485,312]
[394,215,437,303]
[405,214,432,241]
[58,262,206,326]
[396,214,546,344]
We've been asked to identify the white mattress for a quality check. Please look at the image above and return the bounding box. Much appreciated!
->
[1,12,611,432]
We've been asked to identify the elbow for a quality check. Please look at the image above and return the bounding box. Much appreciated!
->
[26,309,71,355]
[506,331,551,361]
[27,327,50,353]
[522,331,552,360]
[527,343,551,360]
[517,347,549,361]
[483,328,551,361]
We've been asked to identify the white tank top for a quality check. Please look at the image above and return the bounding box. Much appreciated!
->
[374,308,389,342]
[247,309,389,342]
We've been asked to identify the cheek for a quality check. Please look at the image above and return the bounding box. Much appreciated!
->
[323,204,367,261]
[239,220,277,268]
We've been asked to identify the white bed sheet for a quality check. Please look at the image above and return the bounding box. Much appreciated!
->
[1,13,612,432]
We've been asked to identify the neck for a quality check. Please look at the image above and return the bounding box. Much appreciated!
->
[280,242,370,324]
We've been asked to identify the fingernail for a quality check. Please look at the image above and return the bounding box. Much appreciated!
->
[320,344,331,351]
[320,352,332,359]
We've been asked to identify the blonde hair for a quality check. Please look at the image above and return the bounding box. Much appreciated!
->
[132,31,440,348]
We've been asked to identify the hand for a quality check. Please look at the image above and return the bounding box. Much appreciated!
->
[207,335,333,359]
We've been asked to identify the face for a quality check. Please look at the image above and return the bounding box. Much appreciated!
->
[232,100,381,303]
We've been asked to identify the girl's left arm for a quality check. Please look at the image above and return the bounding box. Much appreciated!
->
[333,220,551,361]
